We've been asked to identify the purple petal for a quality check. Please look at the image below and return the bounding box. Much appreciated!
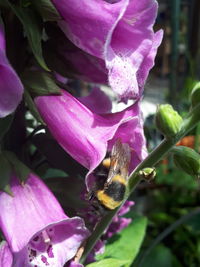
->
[78,87,112,114]
[35,90,119,171]
[118,200,134,216]
[105,0,160,100]
[51,0,162,101]
[0,174,89,266]
[137,30,163,93]
[108,101,148,171]
[104,201,134,239]
[67,261,83,267]
[104,217,132,239]
[35,90,146,174]
[0,22,24,118]
[14,218,89,267]
[59,39,107,84]
[0,241,13,267]
[53,0,126,58]
[54,72,68,84]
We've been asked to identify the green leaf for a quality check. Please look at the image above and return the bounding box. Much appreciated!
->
[5,151,30,182]
[141,245,183,267]
[32,133,86,176]
[0,115,13,141]
[43,168,68,179]
[96,217,147,266]
[86,258,129,267]
[156,165,198,190]
[22,70,61,96]
[0,154,13,194]
[31,0,61,21]
[7,0,49,70]
[45,176,87,217]
[185,213,200,233]
[24,91,44,124]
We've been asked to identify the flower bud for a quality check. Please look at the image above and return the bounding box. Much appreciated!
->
[139,167,156,182]
[155,104,183,138]
[191,82,200,108]
[172,146,200,177]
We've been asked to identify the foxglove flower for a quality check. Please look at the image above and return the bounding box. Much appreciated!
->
[51,0,163,101]
[0,19,24,118]
[35,89,147,189]
[0,173,90,267]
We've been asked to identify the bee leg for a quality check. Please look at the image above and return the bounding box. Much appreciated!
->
[85,190,94,201]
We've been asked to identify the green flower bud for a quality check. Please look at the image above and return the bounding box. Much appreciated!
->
[191,82,200,108]
[172,146,200,177]
[155,104,183,138]
[139,167,156,182]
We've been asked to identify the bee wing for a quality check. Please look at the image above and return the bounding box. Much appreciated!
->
[120,143,131,179]
[105,140,131,186]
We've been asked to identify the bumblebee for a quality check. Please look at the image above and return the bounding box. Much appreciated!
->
[89,139,131,212]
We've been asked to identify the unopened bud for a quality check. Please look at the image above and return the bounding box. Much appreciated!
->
[139,167,156,182]
[155,104,183,138]
[172,146,200,177]
[191,82,200,108]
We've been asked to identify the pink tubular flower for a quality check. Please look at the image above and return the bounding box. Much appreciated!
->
[35,89,147,190]
[51,0,163,101]
[0,174,90,267]
[0,19,24,118]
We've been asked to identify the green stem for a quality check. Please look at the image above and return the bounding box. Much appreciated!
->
[80,103,200,264]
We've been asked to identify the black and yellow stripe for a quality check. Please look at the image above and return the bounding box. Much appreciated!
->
[96,175,127,210]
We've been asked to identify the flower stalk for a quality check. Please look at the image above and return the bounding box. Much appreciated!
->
[80,102,200,263]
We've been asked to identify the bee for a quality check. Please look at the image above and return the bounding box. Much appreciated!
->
[89,139,131,213]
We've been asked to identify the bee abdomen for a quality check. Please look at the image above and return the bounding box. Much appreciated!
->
[96,178,126,210]
[104,181,126,202]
